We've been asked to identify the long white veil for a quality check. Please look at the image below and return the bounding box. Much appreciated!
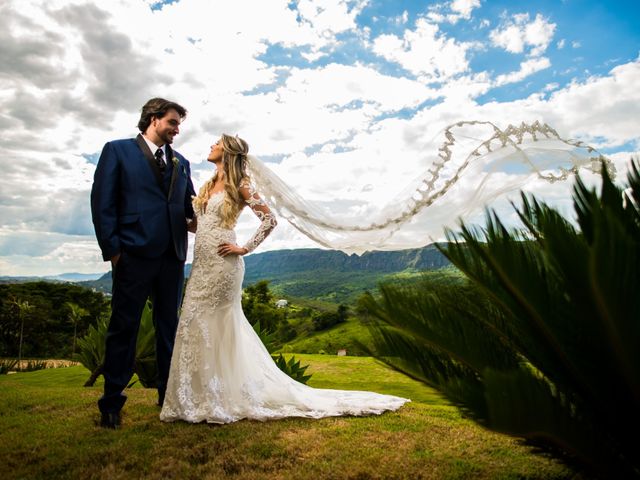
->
[246,120,612,254]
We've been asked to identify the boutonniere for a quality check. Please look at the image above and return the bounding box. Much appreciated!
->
[172,156,179,168]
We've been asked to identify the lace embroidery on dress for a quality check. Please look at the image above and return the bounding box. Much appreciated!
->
[239,179,278,253]
[161,190,246,422]
[160,182,409,424]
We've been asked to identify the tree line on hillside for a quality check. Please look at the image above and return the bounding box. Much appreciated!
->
[0,282,109,359]
[0,275,354,363]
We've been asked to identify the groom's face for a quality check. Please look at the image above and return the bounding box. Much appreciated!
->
[152,108,182,145]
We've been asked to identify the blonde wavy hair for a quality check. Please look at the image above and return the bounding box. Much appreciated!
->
[193,134,250,228]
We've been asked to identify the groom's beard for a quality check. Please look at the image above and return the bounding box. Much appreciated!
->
[159,130,176,145]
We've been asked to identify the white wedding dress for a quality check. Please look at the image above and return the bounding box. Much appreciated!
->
[160,121,608,424]
[160,184,409,424]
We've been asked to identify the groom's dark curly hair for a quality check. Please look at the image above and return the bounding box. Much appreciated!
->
[137,98,187,132]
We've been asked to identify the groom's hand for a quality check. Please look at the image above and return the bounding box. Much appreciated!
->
[187,217,197,233]
[110,253,121,268]
[217,243,248,257]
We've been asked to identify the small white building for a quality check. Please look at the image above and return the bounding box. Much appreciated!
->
[275,299,288,308]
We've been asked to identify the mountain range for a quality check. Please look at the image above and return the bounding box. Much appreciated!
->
[3,245,451,303]
[0,272,106,284]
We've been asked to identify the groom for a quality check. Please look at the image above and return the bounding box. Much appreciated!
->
[90,98,196,429]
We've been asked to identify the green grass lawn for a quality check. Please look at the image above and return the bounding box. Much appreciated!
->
[0,355,576,479]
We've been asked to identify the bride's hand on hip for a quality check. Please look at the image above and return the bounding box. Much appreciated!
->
[217,243,248,257]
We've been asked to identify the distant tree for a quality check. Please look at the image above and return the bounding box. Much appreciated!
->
[9,297,34,366]
[277,320,297,342]
[337,304,349,322]
[244,280,272,304]
[242,280,283,333]
[65,302,89,357]
[312,304,348,331]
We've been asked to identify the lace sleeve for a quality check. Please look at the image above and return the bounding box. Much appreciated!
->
[240,180,277,253]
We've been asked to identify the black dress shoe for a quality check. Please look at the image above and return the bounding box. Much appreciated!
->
[100,412,121,429]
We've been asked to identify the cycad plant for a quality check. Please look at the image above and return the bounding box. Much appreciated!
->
[77,302,158,387]
[133,301,159,388]
[362,159,639,478]
[253,321,313,385]
[75,313,108,386]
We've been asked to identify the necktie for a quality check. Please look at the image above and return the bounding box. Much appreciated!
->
[155,148,166,173]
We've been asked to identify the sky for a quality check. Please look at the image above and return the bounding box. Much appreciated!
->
[1,0,639,276]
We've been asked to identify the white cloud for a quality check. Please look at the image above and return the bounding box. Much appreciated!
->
[450,0,481,19]
[434,59,640,152]
[372,18,477,81]
[0,0,637,275]
[543,61,640,148]
[557,38,566,49]
[490,13,556,57]
[0,232,105,276]
[495,56,551,86]
[391,10,409,25]
[427,0,481,24]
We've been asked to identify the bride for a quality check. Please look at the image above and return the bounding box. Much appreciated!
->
[160,122,608,423]
[160,134,409,423]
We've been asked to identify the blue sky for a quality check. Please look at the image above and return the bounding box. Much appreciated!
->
[1,0,638,275]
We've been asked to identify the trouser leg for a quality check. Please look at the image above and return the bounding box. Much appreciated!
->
[98,252,158,414]
[151,250,185,402]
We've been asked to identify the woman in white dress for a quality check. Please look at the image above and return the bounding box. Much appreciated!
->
[160,134,409,424]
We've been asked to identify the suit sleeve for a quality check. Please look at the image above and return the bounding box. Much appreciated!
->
[184,159,196,220]
[90,142,121,261]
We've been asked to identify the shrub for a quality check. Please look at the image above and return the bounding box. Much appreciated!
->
[364,159,640,478]
[253,322,312,384]
[77,302,158,388]
[75,314,108,385]
[277,320,297,342]
[272,354,312,385]
[312,304,348,331]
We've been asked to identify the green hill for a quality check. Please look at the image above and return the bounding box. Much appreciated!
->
[244,244,449,279]
[277,267,464,356]
[78,244,451,299]
[241,244,451,303]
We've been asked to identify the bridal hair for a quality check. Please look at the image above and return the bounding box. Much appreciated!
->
[193,134,250,228]
[137,98,187,133]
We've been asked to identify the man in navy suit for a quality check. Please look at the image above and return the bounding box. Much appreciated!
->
[91,98,196,429]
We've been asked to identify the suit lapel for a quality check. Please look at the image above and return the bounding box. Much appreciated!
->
[166,144,178,201]
[135,134,164,192]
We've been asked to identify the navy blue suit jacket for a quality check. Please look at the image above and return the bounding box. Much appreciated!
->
[91,134,196,262]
